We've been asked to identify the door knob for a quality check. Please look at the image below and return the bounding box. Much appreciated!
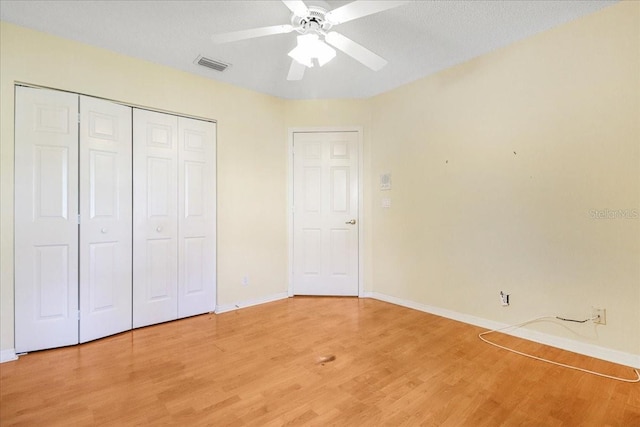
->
[101,227,108,234]
[345,219,356,225]
[156,226,163,232]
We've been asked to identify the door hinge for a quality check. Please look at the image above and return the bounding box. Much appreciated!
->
[77,113,81,124]
[76,310,81,320]
[77,214,81,225]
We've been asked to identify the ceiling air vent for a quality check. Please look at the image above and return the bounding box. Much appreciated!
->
[195,55,230,72]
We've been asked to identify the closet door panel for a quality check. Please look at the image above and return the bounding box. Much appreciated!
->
[133,109,179,328]
[178,117,216,318]
[79,96,132,343]
[14,86,80,352]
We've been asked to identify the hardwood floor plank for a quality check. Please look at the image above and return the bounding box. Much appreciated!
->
[1,297,638,426]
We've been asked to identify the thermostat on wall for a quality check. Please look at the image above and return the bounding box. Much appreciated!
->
[380,173,391,190]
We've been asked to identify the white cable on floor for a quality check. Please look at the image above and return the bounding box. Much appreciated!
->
[478,316,640,383]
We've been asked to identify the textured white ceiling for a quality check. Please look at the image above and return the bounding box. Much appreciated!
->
[0,0,617,99]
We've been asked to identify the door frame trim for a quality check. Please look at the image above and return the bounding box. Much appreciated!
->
[287,126,364,297]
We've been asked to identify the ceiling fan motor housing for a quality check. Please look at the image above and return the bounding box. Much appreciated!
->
[292,6,333,35]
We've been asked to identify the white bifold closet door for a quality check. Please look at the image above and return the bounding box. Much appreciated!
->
[15,87,80,353]
[177,115,217,318]
[132,110,178,327]
[15,87,133,352]
[133,109,216,328]
[78,95,133,343]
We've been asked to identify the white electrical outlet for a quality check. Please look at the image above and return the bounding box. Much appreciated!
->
[499,291,509,306]
[241,275,249,286]
[592,307,606,325]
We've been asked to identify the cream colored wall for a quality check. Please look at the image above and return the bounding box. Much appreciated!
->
[369,2,639,355]
[0,22,288,352]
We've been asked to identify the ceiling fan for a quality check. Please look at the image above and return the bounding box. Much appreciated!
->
[211,0,410,81]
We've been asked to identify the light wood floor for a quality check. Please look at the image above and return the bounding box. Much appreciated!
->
[1,297,639,426]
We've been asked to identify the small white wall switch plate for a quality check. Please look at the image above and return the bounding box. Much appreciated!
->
[380,173,391,190]
[381,197,391,208]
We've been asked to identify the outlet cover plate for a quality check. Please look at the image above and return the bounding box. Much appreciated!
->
[592,307,606,325]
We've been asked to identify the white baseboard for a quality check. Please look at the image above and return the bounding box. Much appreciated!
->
[0,348,19,363]
[368,292,640,369]
[215,292,289,314]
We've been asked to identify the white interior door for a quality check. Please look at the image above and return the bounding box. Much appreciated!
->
[133,109,179,328]
[292,131,359,296]
[177,117,216,318]
[14,86,80,352]
[79,96,132,342]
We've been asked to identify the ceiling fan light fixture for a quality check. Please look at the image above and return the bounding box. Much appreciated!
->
[288,34,336,68]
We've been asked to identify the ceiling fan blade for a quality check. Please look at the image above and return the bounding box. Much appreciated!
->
[325,31,387,71]
[325,1,410,25]
[212,24,294,44]
[287,59,307,81]
[282,0,309,17]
